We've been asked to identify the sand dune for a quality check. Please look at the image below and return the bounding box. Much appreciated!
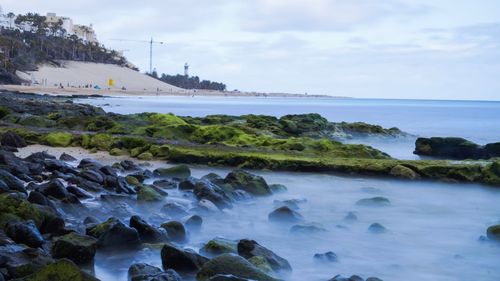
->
[21,60,181,92]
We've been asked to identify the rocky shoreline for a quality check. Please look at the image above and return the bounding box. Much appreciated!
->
[0,91,498,186]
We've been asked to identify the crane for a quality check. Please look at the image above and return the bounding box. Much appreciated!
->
[109,38,164,74]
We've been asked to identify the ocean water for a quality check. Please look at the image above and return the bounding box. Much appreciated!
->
[17,146,500,281]
[76,96,500,159]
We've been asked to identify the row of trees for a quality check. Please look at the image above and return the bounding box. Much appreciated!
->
[150,72,226,91]
[0,13,128,83]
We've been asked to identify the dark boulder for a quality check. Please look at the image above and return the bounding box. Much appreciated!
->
[27,191,52,206]
[43,159,79,174]
[129,263,182,281]
[268,206,303,223]
[36,178,68,199]
[120,160,141,171]
[185,215,202,232]
[67,185,93,199]
[86,217,141,250]
[487,224,500,241]
[21,258,99,281]
[5,220,44,248]
[196,253,277,281]
[208,275,252,281]
[24,151,56,163]
[1,131,26,148]
[237,239,291,272]
[153,179,178,189]
[78,158,104,170]
[59,152,77,162]
[161,243,209,273]
[160,221,187,243]
[0,246,54,279]
[194,181,232,209]
[224,170,271,196]
[414,137,500,159]
[79,169,105,184]
[0,169,26,194]
[51,232,97,264]
[100,165,118,177]
[162,202,189,218]
[179,177,200,190]
[129,215,168,243]
[201,237,238,257]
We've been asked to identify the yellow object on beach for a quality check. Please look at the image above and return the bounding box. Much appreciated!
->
[108,79,114,87]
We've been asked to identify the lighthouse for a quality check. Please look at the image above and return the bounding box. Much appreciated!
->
[184,63,189,77]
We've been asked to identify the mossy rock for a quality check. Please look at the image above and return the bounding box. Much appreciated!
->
[109,148,128,156]
[154,165,191,179]
[148,113,187,126]
[42,132,73,147]
[52,232,98,264]
[487,224,500,241]
[18,115,56,128]
[389,165,420,180]
[160,221,186,243]
[0,194,47,230]
[200,237,238,257]
[224,170,271,196]
[196,253,277,281]
[126,176,141,186]
[130,147,144,157]
[482,161,500,186]
[137,185,163,202]
[84,116,115,131]
[86,217,119,238]
[22,259,99,281]
[149,145,170,158]
[120,136,148,149]
[89,133,115,151]
[137,152,153,160]
[248,256,273,274]
[0,106,10,118]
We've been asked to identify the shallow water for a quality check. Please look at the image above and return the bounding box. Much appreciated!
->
[16,146,500,281]
[75,96,500,160]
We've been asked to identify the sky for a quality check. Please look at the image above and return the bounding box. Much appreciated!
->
[2,0,500,100]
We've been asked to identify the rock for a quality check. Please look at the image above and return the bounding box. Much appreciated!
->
[126,175,141,186]
[78,158,103,170]
[161,243,209,273]
[196,253,277,281]
[1,131,26,148]
[120,160,141,171]
[0,246,54,279]
[247,256,273,273]
[79,169,105,184]
[237,239,292,272]
[22,258,99,281]
[51,232,97,264]
[42,132,73,147]
[161,221,187,243]
[59,152,77,162]
[414,137,494,159]
[224,170,271,196]
[109,148,128,156]
[198,199,220,213]
[290,224,327,234]
[137,152,154,160]
[201,237,238,257]
[5,220,44,248]
[36,178,69,199]
[389,165,420,180]
[154,165,191,179]
[130,170,155,182]
[153,179,178,189]
[329,275,365,281]
[313,251,338,263]
[179,177,200,190]
[269,184,287,193]
[208,275,251,281]
[0,169,26,194]
[356,197,391,207]
[130,215,167,243]
[344,211,358,221]
[268,206,303,223]
[486,224,500,241]
[137,185,163,202]
[194,181,232,209]
[67,185,93,199]
[368,223,387,233]
[107,176,136,194]
[185,215,203,232]
[24,151,56,163]
[129,263,182,281]
[162,202,189,218]
[97,220,141,250]
[366,278,384,281]
[100,165,118,177]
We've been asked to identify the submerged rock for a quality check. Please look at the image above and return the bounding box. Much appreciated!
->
[86,217,141,250]
[269,184,287,193]
[329,275,364,281]
[486,224,500,241]
[368,223,387,234]
[289,224,327,234]
[313,251,338,263]
[344,211,358,221]
[356,197,391,207]
[128,263,182,281]
[162,202,190,218]
[51,232,97,264]
[268,206,303,223]
[237,239,292,272]
[414,137,500,160]
[161,243,209,273]
[185,215,203,232]
[154,165,191,179]
[201,237,238,257]
[137,185,163,202]
[224,170,271,196]
[196,253,277,281]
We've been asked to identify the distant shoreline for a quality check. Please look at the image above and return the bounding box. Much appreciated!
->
[0,84,344,99]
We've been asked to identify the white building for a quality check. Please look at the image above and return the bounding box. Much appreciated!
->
[0,5,15,30]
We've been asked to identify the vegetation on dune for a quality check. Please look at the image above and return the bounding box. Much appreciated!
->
[149,72,227,91]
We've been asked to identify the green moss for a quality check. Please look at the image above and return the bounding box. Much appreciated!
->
[126,176,140,186]
[148,113,187,125]
[248,256,273,273]
[23,259,98,281]
[47,112,62,120]
[137,185,162,202]
[86,217,118,238]
[0,106,10,118]
[120,136,148,149]
[0,194,46,229]
[89,133,115,151]
[42,132,73,147]
[84,116,115,131]
[18,115,56,127]
[149,145,170,158]
[81,134,91,148]
[482,161,500,185]
[109,148,128,156]
[137,152,153,160]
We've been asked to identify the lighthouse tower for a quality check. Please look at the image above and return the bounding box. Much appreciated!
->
[184,63,189,77]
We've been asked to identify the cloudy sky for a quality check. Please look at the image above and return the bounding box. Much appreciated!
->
[3,0,500,100]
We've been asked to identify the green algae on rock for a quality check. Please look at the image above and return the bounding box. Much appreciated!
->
[42,132,73,147]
